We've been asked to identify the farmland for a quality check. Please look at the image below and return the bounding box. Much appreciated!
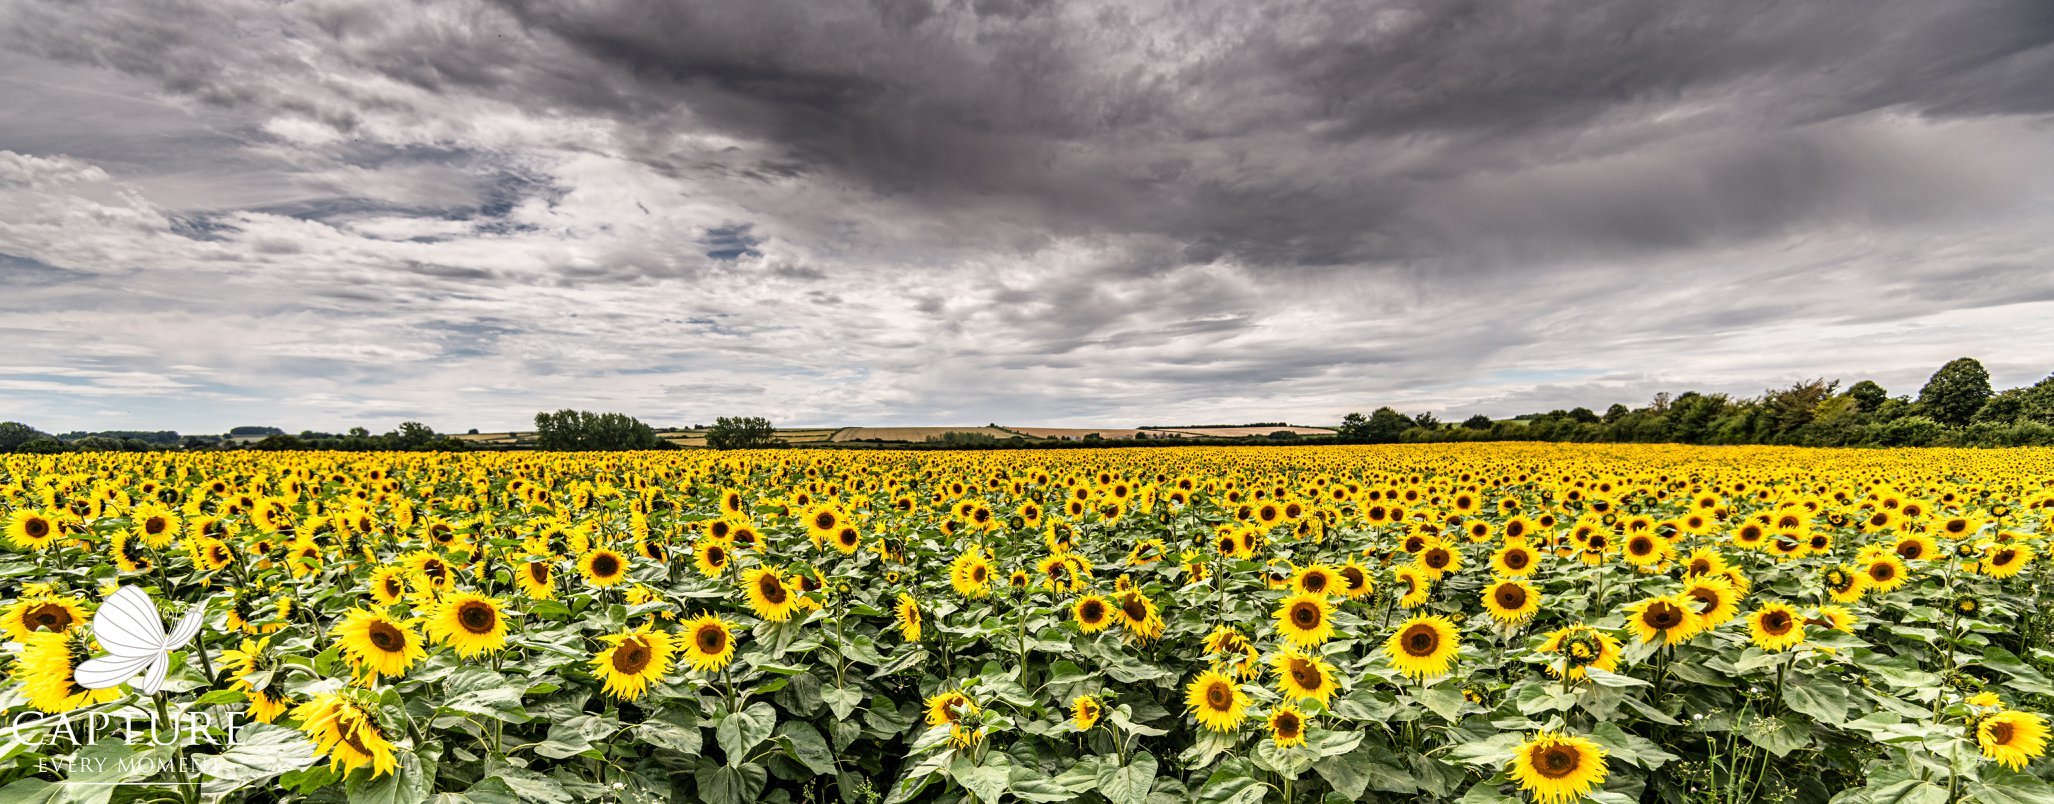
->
[451,423,1339,449]
[0,443,2050,803]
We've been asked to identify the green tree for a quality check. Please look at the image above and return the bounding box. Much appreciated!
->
[1339,407,1413,443]
[1461,414,1494,430]
[0,421,46,452]
[1917,357,1992,426]
[1845,380,1888,413]
[534,409,664,451]
[705,416,778,450]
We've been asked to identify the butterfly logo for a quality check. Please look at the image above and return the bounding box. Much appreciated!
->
[75,586,208,695]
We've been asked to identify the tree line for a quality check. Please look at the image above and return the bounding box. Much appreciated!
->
[1339,357,2054,447]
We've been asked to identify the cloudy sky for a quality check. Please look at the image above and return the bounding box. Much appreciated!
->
[3,0,2052,434]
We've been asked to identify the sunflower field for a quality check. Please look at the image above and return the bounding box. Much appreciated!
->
[1,444,2052,804]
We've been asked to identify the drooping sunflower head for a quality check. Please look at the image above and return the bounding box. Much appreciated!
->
[334,608,426,683]
[924,690,978,727]
[293,692,399,778]
[1071,695,1102,731]
[894,593,922,642]
[2,593,87,642]
[741,567,799,622]
[1510,732,1609,804]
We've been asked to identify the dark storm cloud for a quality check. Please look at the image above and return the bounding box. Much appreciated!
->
[2,0,2052,431]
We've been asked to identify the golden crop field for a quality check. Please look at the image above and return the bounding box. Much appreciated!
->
[1,444,2050,803]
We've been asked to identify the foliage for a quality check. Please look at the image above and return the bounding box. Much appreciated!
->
[1921,358,1995,427]
[534,409,665,451]
[0,444,2049,804]
[705,416,780,450]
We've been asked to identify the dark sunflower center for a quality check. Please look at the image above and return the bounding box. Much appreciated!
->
[1534,745,1581,778]
[1897,543,1922,560]
[612,639,652,674]
[1689,588,1720,611]
[1303,574,1328,593]
[1995,549,2018,565]
[695,625,726,653]
[1291,603,1321,629]
[758,574,788,604]
[591,554,620,577]
[1643,601,1684,630]
[1401,625,1439,657]
[1629,537,1652,556]
[1990,722,2016,745]
[1081,600,1106,622]
[456,601,496,634]
[143,517,167,535]
[1504,551,1530,570]
[813,513,835,530]
[1275,712,1301,736]
[528,563,549,582]
[1762,611,1792,635]
[384,577,403,597]
[26,603,72,631]
[1121,597,1147,621]
[367,621,405,652]
[1494,585,1528,610]
[1869,564,1895,582]
[1425,550,1450,569]
[1205,682,1231,710]
[1289,661,1319,689]
[971,566,988,583]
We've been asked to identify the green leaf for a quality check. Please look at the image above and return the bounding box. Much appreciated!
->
[951,755,1010,804]
[1097,750,1158,804]
[348,750,434,804]
[1193,769,1266,804]
[777,721,836,777]
[1742,713,1812,758]
[1972,772,2054,804]
[1581,668,1650,688]
[192,722,319,787]
[1444,732,1525,767]
[442,666,530,723]
[61,741,173,804]
[1865,780,1949,804]
[451,778,525,804]
[1975,647,2054,696]
[1590,722,1679,770]
[822,685,864,720]
[1783,678,1854,726]
[0,779,58,804]
[716,702,777,766]
[695,762,768,804]
[633,709,702,755]
[1413,685,1466,721]
[1008,765,1079,803]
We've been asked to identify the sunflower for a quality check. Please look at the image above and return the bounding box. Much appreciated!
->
[1385,615,1461,679]
[221,636,291,721]
[1274,593,1335,648]
[1492,541,1540,577]
[1074,594,1115,633]
[6,509,60,551]
[1748,602,1806,652]
[1272,648,1339,705]
[830,525,862,555]
[742,567,800,622]
[680,613,738,672]
[1621,532,1669,568]
[1416,543,1461,579]
[1539,624,1623,680]
[1680,576,1740,625]
[948,549,994,599]
[804,505,845,544]
[1980,542,2032,578]
[1204,625,1250,655]
[1821,565,1866,604]
[1184,669,1250,733]
[894,593,921,642]
[295,693,399,778]
[1977,710,2050,770]
[514,558,557,600]
[1623,594,1703,646]
[2,592,87,641]
[1482,579,1541,626]
[1116,590,1165,642]
[131,503,180,548]
[334,608,426,683]
[1860,555,1909,594]
[1394,565,1432,608]
[1337,560,1375,598]
[16,630,122,713]
[1811,604,1857,633]
[1267,705,1309,748]
[693,539,732,578]
[925,690,979,727]
[579,548,630,588]
[1510,731,1609,804]
[592,628,676,700]
[1072,695,1103,731]
[424,592,508,658]
[1293,564,1339,596]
